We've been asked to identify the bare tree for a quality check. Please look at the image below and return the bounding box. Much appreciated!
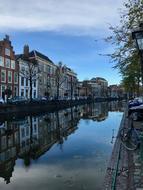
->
[69,77,78,100]
[55,62,67,100]
[18,45,40,101]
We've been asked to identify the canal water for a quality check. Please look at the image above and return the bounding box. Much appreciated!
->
[0,101,125,190]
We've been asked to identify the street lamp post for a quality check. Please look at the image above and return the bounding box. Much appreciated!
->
[132,23,143,165]
[132,23,143,88]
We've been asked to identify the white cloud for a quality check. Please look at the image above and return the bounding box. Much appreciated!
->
[0,0,123,36]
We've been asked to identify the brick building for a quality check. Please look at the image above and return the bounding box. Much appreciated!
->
[0,35,18,100]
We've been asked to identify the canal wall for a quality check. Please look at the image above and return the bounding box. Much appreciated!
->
[104,108,129,190]
[104,106,143,190]
[0,97,124,119]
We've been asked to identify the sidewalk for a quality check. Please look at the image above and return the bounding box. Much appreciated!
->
[104,110,143,190]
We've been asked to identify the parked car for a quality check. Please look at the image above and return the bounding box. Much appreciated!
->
[128,104,143,121]
[128,97,143,108]
[128,97,143,120]
[0,97,4,104]
[8,96,28,105]
[30,97,48,104]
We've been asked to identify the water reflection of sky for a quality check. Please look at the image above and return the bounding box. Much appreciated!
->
[0,106,123,190]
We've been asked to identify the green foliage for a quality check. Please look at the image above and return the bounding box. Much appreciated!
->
[106,0,143,94]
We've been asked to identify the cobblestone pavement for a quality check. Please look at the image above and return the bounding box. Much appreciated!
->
[104,111,143,190]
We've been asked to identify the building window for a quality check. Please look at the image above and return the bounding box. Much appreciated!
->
[21,66,25,72]
[21,128,25,138]
[6,58,10,68]
[14,86,18,96]
[1,70,6,82]
[21,77,24,86]
[0,56,4,67]
[8,71,12,83]
[21,89,24,96]
[11,60,15,69]
[5,48,10,56]
[52,67,55,74]
[1,85,6,97]
[1,85,5,92]
[26,89,28,97]
[14,72,18,84]
[44,64,47,72]
[26,79,28,86]
[34,124,37,133]
[47,66,50,74]
[34,90,36,98]
[1,136,6,150]
[34,80,36,87]
[26,127,29,136]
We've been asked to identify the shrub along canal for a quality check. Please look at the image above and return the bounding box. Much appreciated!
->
[0,101,125,190]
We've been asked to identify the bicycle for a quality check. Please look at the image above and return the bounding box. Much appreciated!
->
[119,115,140,151]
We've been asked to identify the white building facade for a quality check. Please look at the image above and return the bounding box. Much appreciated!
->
[17,57,38,99]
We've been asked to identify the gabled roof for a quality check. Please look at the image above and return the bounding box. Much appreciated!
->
[31,50,54,64]
[16,50,54,64]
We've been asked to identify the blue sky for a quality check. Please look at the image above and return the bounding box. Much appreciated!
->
[0,0,124,85]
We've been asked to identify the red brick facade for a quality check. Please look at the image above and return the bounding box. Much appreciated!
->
[0,35,19,99]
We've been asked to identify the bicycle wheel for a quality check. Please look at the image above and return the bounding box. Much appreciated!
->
[119,127,130,142]
[120,128,140,151]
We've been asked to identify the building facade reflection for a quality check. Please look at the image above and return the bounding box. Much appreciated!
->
[0,120,19,184]
[80,102,109,121]
[0,101,125,184]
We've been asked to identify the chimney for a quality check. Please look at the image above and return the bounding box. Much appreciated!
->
[23,44,29,58]
[5,34,9,41]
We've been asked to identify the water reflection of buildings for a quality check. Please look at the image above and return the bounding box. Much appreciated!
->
[0,121,19,184]
[0,101,125,184]
[80,102,108,122]
[108,101,126,112]
[79,101,125,122]
[0,107,81,183]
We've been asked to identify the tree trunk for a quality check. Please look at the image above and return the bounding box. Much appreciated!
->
[23,116,33,167]
[70,77,73,101]
[56,83,60,100]
[137,77,140,96]
[30,77,33,102]
[56,111,63,146]
[70,107,74,127]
